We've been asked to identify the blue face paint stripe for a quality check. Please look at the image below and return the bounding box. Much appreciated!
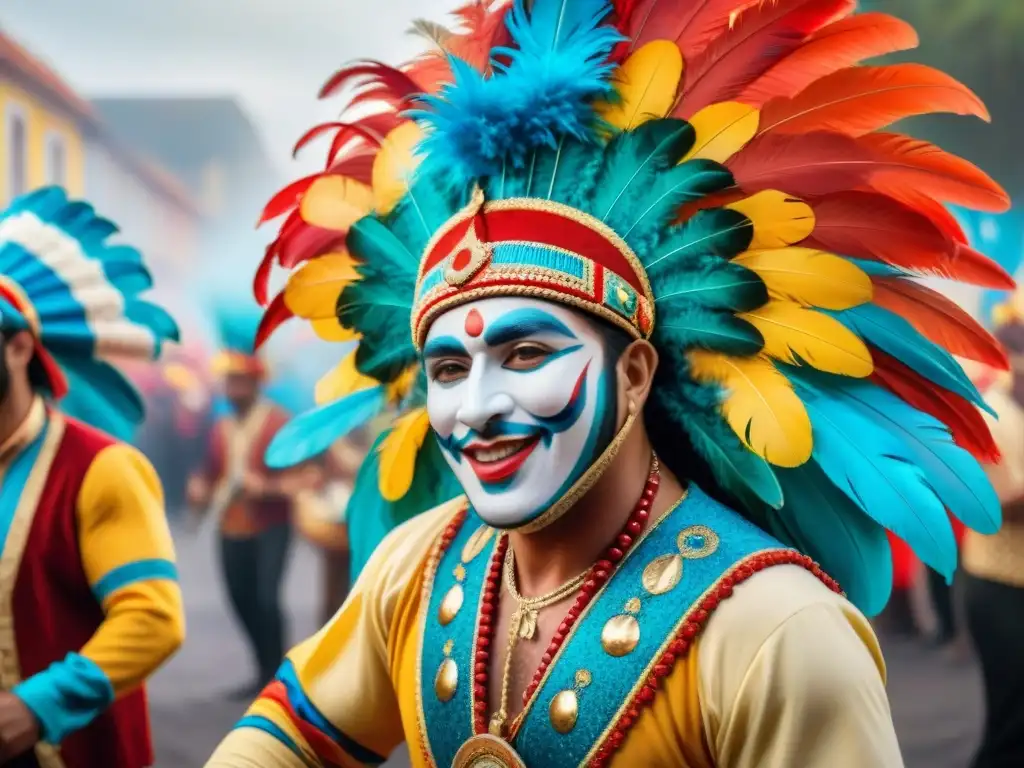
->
[483,307,578,347]
[502,343,583,373]
[423,335,470,359]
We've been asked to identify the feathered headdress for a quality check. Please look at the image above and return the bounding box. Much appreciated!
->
[209,295,267,378]
[254,0,1011,614]
[0,187,179,439]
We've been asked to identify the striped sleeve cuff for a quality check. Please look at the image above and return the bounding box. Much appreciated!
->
[91,558,178,602]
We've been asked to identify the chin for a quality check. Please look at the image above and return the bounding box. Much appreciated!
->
[465,488,550,530]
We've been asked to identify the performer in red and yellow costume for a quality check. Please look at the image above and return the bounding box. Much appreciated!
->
[208,1,1010,765]
[0,187,184,767]
[187,299,294,698]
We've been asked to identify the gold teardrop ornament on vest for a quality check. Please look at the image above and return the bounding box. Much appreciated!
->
[438,584,464,625]
[462,525,495,563]
[452,733,528,768]
[601,614,641,657]
[434,658,458,702]
[549,689,580,734]
[642,553,684,596]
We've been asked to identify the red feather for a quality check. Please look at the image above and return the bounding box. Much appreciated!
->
[257,174,320,227]
[319,60,422,105]
[857,133,1009,213]
[292,121,382,162]
[875,187,966,245]
[625,0,769,59]
[760,64,989,137]
[253,246,275,307]
[872,351,999,463]
[327,152,376,186]
[255,292,295,351]
[805,191,1013,289]
[278,225,347,271]
[675,0,855,118]
[739,12,918,105]
[871,277,1009,369]
[728,131,878,197]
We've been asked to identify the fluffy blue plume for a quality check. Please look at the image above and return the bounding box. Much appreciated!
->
[790,371,958,579]
[412,0,622,184]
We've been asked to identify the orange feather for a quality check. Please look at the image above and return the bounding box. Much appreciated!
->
[871,277,1008,369]
[624,0,760,59]
[675,0,855,119]
[805,191,1013,289]
[759,64,989,137]
[857,133,1009,213]
[739,12,918,105]
[871,351,999,463]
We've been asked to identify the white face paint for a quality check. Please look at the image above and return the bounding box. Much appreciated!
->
[424,296,620,528]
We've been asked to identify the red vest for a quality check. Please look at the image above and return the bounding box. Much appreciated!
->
[11,415,151,768]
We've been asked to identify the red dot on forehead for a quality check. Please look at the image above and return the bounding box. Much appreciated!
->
[465,308,484,337]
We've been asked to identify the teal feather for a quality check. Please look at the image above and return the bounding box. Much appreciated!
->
[58,356,145,430]
[643,209,753,277]
[387,172,464,255]
[654,308,764,355]
[833,304,990,414]
[789,373,958,578]
[805,372,1000,536]
[523,137,594,200]
[126,302,180,347]
[265,386,386,469]
[652,260,767,313]
[770,463,893,617]
[590,119,696,223]
[348,433,463,581]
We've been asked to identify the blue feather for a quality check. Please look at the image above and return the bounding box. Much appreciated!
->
[790,373,958,578]
[772,463,893,617]
[833,303,990,414]
[265,386,385,469]
[807,373,1000,536]
[412,0,621,183]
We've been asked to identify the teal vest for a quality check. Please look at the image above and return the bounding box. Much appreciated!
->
[419,485,792,767]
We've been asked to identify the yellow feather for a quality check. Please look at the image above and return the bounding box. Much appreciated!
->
[314,349,378,405]
[596,41,683,130]
[373,121,424,215]
[378,408,432,501]
[733,248,872,311]
[727,190,815,249]
[687,349,812,468]
[386,364,419,405]
[680,102,760,164]
[739,300,873,377]
[283,252,361,319]
[299,175,374,231]
[310,317,359,343]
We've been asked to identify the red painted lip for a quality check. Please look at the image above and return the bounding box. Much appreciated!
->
[464,436,540,484]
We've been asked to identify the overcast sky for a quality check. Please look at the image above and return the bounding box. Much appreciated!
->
[2,0,457,175]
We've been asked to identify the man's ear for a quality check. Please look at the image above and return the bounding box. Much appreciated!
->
[3,330,35,370]
[616,339,659,418]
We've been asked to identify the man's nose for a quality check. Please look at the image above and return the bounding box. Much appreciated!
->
[456,366,514,431]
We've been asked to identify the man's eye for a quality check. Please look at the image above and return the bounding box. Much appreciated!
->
[431,361,468,383]
[504,345,551,371]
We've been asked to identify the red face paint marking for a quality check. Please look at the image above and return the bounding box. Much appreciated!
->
[465,308,484,337]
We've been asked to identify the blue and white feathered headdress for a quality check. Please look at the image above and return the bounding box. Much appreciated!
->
[0,187,179,439]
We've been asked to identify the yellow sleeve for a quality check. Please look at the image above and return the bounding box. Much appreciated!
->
[205,499,462,768]
[77,442,185,694]
[12,442,185,745]
[698,565,903,768]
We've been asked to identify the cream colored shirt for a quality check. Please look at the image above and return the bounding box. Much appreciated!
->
[962,384,1024,586]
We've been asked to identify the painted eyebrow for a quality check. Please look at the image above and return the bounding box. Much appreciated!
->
[422,335,470,359]
[482,308,577,347]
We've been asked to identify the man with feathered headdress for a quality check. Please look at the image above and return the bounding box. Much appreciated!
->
[208,1,1010,766]
[186,297,294,699]
[0,187,184,767]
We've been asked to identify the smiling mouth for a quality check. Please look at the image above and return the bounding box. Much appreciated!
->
[464,435,541,484]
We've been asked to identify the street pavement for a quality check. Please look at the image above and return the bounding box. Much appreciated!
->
[150,521,984,767]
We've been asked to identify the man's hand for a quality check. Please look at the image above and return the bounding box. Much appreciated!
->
[0,693,39,762]
[186,475,210,510]
[242,471,269,499]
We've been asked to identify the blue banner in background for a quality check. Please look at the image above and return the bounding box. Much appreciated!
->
[953,208,1024,328]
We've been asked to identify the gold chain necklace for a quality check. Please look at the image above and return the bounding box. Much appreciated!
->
[489,546,589,737]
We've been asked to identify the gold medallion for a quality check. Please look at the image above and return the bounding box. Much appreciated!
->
[452,733,528,768]
[549,689,579,734]
[461,525,495,563]
[642,553,683,595]
[434,657,458,703]
[439,584,465,625]
[601,614,641,657]
[678,525,719,559]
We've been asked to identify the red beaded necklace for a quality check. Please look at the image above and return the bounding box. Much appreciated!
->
[471,460,662,737]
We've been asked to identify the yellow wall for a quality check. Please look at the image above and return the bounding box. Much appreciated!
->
[0,79,85,202]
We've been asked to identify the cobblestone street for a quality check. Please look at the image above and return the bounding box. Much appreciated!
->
[150,521,983,767]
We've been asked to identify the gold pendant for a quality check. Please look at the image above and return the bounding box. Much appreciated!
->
[511,608,538,640]
[452,734,527,768]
